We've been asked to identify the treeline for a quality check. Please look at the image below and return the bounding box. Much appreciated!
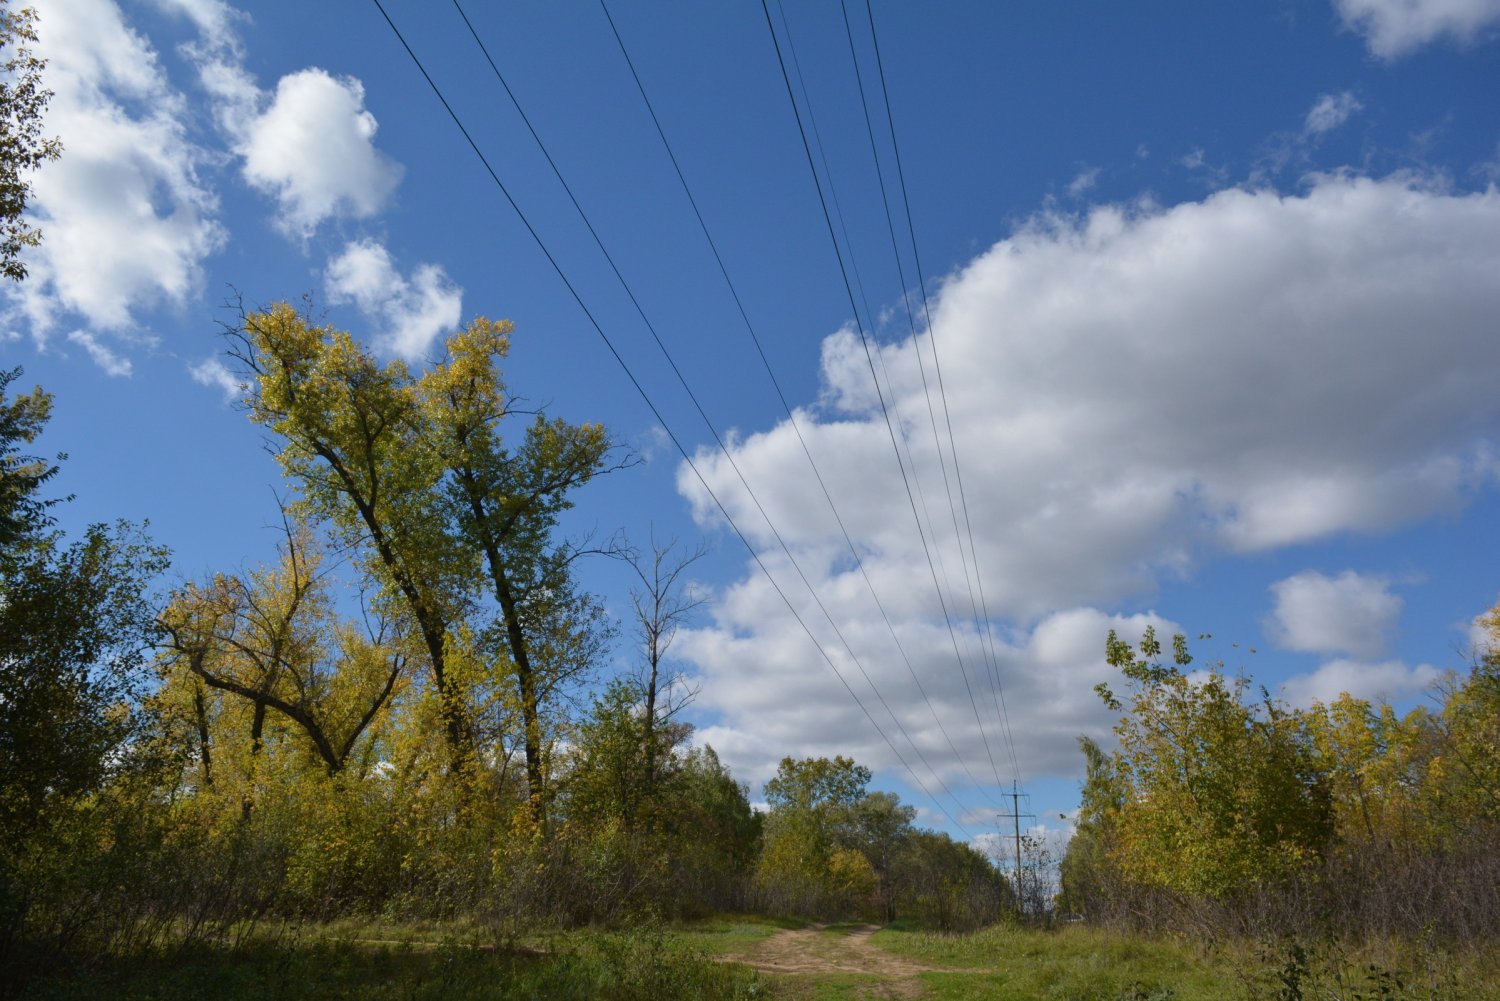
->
[1060,621,1500,941]
[0,308,1002,986]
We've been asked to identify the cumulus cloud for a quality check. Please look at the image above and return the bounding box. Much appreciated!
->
[1267,570,1402,658]
[677,173,1500,788]
[326,239,462,358]
[1304,91,1363,134]
[1280,657,1441,707]
[237,70,402,237]
[156,4,403,241]
[684,600,1176,791]
[7,0,225,354]
[1333,0,1500,58]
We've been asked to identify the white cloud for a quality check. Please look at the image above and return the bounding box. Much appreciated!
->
[8,0,225,341]
[1304,91,1363,134]
[1066,167,1100,198]
[676,173,1500,788]
[188,355,242,400]
[238,70,401,237]
[684,600,1175,791]
[326,239,462,359]
[1267,570,1402,658]
[66,330,132,376]
[149,0,244,54]
[1470,606,1499,655]
[158,4,402,241]
[1280,657,1440,707]
[1333,0,1500,58]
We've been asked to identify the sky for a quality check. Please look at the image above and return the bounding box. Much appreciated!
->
[5,0,1500,853]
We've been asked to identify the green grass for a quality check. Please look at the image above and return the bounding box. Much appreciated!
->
[23,924,770,1001]
[671,913,804,955]
[20,916,1500,1001]
[866,921,1500,1001]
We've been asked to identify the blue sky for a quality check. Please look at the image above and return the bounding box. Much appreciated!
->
[6,0,1500,849]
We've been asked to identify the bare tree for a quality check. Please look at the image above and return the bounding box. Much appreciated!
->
[619,534,708,808]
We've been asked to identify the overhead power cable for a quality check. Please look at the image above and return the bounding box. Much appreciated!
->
[446,0,969,821]
[834,0,996,742]
[859,0,1024,785]
[599,0,995,802]
[758,0,1007,794]
[370,0,973,833]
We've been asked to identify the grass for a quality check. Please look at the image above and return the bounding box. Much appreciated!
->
[23,923,770,1001]
[19,915,1500,1001]
[867,920,1500,1001]
[671,913,805,955]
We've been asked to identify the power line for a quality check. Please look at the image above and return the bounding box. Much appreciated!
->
[370,0,974,834]
[758,0,1006,794]
[446,0,970,821]
[833,0,1010,783]
[600,0,996,803]
[860,0,1024,785]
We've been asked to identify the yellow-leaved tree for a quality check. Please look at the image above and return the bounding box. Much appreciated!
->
[1096,627,1333,899]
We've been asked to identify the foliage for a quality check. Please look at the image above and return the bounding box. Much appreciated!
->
[228,305,617,816]
[0,373,172,979]
[0,2,61,282]
[755,755,1003,927]
[1067,619,1500,941]
[1094,627,1333,899]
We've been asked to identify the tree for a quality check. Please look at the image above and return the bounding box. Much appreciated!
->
[420,318,619,821]
[0,374,168,837]
[0,2,61,281]
[1094,628,1333,899]
[160,516,407,783]
[1057,735,1126,919]
[0,366,60,558]
[757,756,876,916]
[618,535,706,818]
[230,303,472,769]
[228,304,618,816]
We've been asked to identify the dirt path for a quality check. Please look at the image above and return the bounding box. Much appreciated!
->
[725,924,950,998]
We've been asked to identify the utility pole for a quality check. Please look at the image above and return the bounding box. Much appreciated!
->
[997,781,1034,916]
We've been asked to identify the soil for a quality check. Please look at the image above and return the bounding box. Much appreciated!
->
[724,924,952,998]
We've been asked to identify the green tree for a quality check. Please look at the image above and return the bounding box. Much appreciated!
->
[0,366,59,557]
[0,2,61,281]
[0,374,169,974]
[420,318,617,821]
[1057,734,1126,918]
[0,373,168,838]
[757,756,876,916]
[228,305,616,817]
[1095,627,1333,899]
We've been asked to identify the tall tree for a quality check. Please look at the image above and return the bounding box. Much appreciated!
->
[0,1,61,281]
[229,305,617,814]
[230,304,475,768]
[419,318,618,822]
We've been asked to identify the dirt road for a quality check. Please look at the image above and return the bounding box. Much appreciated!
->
[725,924,950,998]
